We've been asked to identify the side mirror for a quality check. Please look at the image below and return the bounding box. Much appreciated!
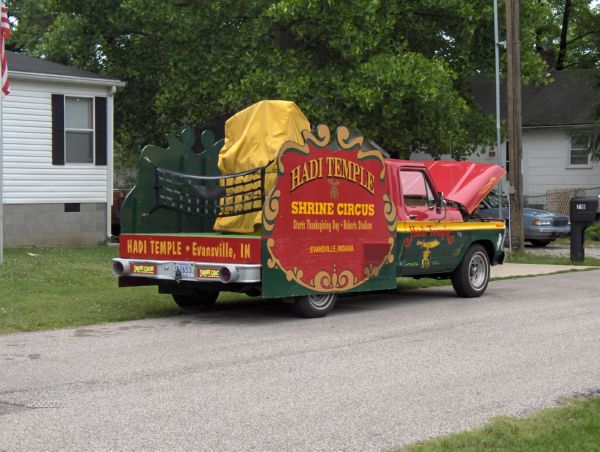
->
[435,191,444,213]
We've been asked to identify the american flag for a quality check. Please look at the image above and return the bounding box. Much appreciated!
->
[1,1,10,95]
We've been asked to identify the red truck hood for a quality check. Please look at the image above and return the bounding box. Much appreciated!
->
[423,161,506,214]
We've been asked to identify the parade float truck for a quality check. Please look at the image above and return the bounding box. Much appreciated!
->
[113,101,506,318]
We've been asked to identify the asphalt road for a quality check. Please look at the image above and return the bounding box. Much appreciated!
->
[1,271,599,451]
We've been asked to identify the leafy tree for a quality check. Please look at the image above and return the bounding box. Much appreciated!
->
[534,0,600,70]
[4,0,595,163]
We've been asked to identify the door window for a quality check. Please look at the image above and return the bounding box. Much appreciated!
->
[399,170,435,207]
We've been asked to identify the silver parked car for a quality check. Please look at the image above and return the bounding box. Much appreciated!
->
[477,192,570,247]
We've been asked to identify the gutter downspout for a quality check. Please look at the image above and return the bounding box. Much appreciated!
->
[106,85,116,241]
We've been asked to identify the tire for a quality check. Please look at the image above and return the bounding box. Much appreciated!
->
[530,239,551,247]
[451,244,490,298]
[172,289,219,312]
[290,293,337,318]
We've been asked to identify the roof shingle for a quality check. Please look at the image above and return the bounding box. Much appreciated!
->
[6,51,122,83]
[468,69,600,127]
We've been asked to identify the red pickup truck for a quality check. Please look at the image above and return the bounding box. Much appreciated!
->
[113,105,505,318]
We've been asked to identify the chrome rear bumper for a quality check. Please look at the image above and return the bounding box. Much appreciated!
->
[112,258,261,284]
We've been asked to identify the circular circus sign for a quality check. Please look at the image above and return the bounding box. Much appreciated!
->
[262,125,396,297]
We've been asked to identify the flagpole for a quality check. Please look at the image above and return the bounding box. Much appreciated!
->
[0,1,9,267]
[0,87,4,266]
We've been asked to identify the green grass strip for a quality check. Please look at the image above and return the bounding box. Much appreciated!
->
[0,246,255,334]
[507,251,600,266]
[403,396,600,451]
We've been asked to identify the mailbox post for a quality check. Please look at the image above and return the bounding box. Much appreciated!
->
[569,196,597,262]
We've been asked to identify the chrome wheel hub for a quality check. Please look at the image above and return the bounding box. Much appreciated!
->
[469,253,487,289]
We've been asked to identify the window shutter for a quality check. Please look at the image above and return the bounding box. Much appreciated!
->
[95,97,107,166]
[51,94,65,165]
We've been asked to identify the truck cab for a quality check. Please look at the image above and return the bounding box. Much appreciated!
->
[385,160,463,222]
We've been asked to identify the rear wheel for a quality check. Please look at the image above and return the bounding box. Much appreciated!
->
[451,244,490,298]
[172,289,219,312]
[530,239,551,247]
[291,293,337,318]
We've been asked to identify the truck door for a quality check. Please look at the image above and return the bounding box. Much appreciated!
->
[397,168,448,274]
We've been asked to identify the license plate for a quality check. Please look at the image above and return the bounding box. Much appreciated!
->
[174,263,195,279]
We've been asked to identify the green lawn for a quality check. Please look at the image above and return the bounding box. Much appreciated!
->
[404,396,600,451]
[0,245,597,335]
[0,246,182,334]
[0,246,263,334]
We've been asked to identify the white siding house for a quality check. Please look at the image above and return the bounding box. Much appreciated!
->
[413,69,600,208]
[1,51,124,246]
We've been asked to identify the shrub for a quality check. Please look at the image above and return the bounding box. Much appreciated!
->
[585,222,600,241]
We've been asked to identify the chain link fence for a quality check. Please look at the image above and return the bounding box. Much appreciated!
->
[525,186,600,214]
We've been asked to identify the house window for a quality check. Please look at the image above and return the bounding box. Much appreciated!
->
[569,133,591,166]
[65,97,94,163]
[51,94,107,166]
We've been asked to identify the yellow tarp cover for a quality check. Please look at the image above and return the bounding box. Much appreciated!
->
[213,100,310,234]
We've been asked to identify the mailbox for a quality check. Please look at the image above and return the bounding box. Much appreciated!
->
[569,196,597,261]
